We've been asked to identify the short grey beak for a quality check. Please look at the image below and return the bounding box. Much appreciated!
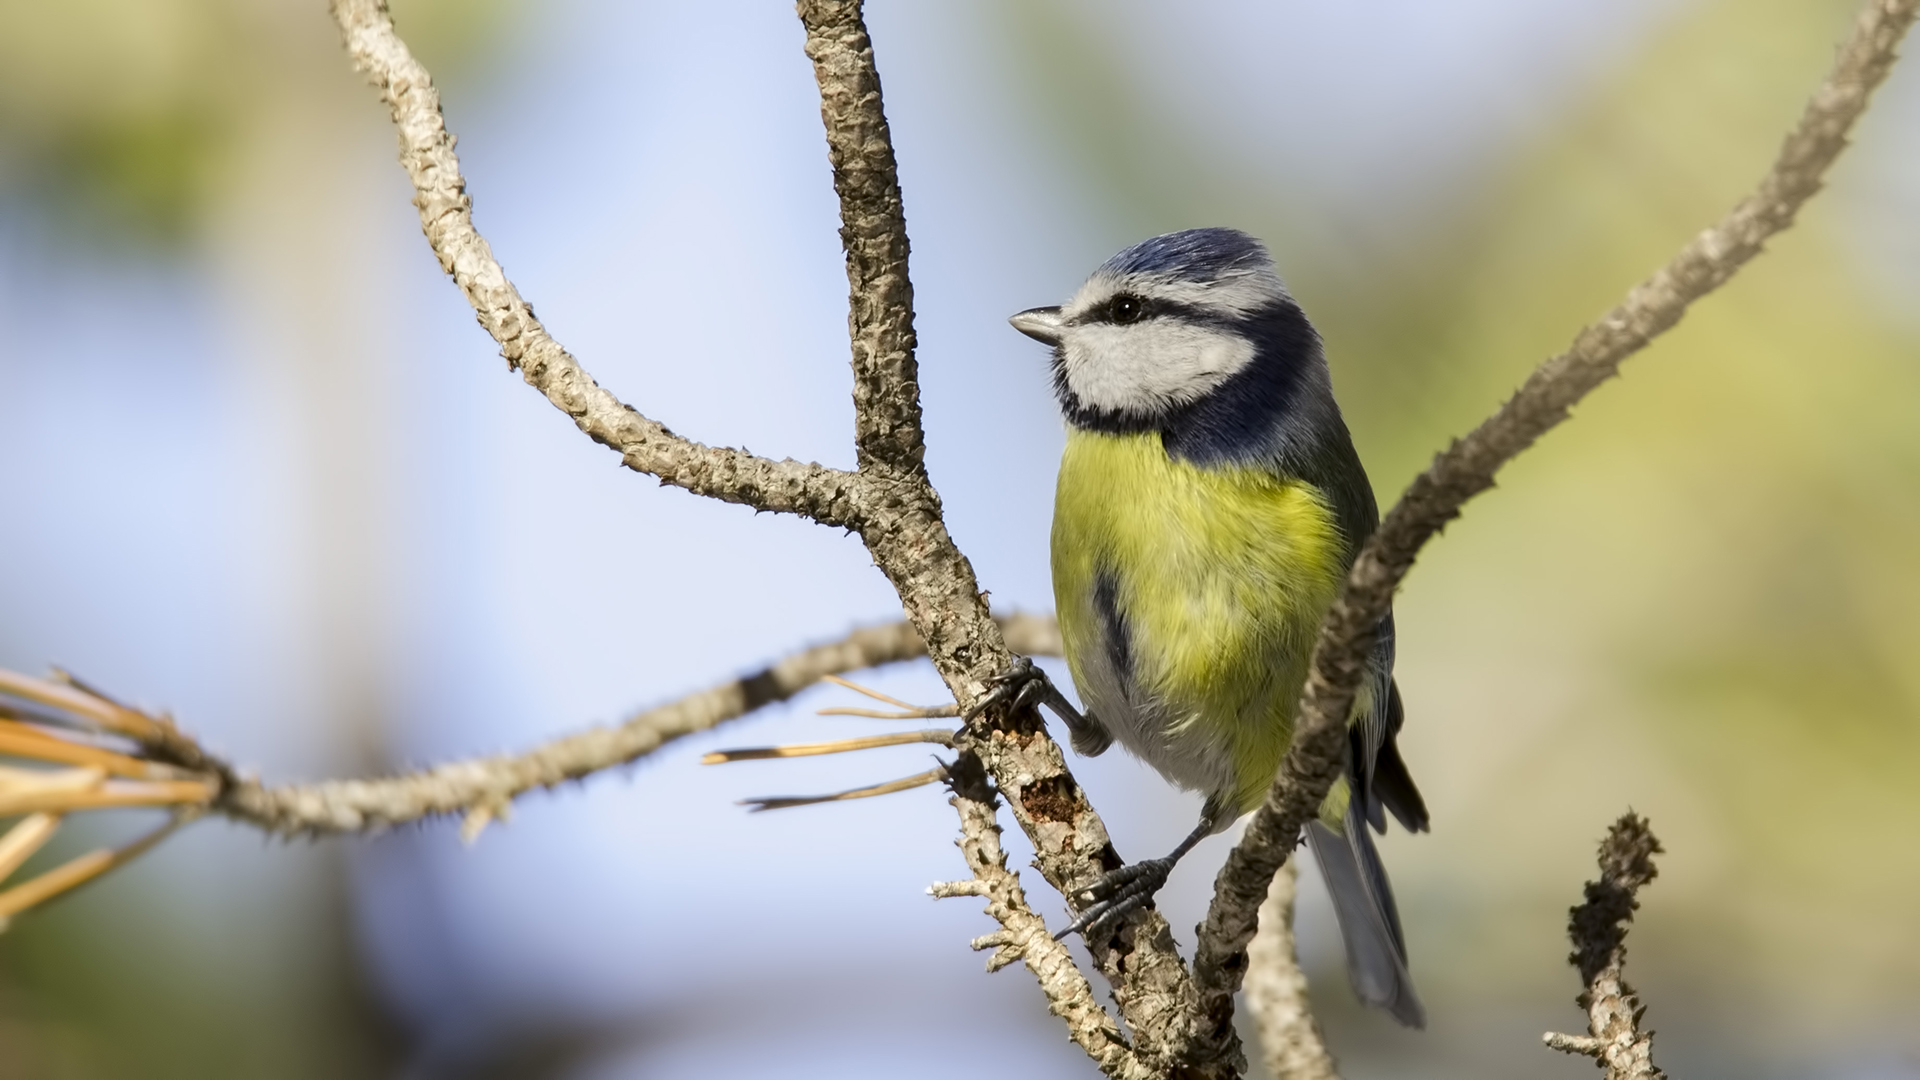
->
[1009,306,1064,346]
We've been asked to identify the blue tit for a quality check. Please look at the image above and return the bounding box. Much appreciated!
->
[1005,227,1428,1028]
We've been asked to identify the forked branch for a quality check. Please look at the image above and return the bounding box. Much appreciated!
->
[328,0,864,526]
[793,3,1211,1072]
[324,2,1200,1069]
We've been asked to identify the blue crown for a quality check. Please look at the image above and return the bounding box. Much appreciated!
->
[1097,227,1272,284]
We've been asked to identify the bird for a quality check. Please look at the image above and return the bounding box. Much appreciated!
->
[996,226,1428,1028]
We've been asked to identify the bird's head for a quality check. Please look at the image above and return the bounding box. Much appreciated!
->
[1010,227,1315,433]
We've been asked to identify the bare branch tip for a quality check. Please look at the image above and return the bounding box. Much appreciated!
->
[928,879,989,900]
[1545,1032,1604,1055]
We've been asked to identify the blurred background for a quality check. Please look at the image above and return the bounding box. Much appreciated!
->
[2,0,1917,1076]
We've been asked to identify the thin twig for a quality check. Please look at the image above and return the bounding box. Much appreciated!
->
[1189,0,1920,1053]
[1544,813,1666,1080]
[819,674,925,710]
[934,754,1154,1080]
[817,705,960,719]
[216,614,1060,835]
[1245,861,1340,1080]
[701,730,954,764]
[741,765,947,812]
[814,675,960,718]
[326,0,865,527]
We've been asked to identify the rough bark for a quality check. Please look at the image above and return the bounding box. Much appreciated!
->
[1244,862,1339,1080]
[1544,813,1666,1080]
[217,614,1060,835]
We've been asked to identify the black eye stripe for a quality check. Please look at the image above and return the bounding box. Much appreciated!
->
[1076,294,1238,330]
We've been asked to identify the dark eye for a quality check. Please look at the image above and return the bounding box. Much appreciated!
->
[1109,294,1144,324]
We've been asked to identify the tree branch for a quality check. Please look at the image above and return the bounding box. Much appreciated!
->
[935,754,1153,1080]
[1544,813,1665,1080]
[1189,0,1920,1050]
[798,0,924,475]
[216,613,1060,836]
[327,0,864,526]
[793,3,1219,1070]
[1244,861,1339,1080]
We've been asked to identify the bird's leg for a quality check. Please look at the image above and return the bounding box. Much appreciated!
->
[966,657,1111,756]
[1056,803,1221,940]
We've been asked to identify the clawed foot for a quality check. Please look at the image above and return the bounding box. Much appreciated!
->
[964,656,1052,720]
[1055,857,1175,940]
[966,658,1113,756]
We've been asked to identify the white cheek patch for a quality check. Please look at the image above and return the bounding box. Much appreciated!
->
[1061,321,1255,414]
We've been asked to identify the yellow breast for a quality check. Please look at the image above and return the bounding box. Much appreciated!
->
[1051,427,1347,814]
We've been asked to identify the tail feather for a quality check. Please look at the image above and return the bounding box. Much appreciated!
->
[1305,814,1425,1028]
